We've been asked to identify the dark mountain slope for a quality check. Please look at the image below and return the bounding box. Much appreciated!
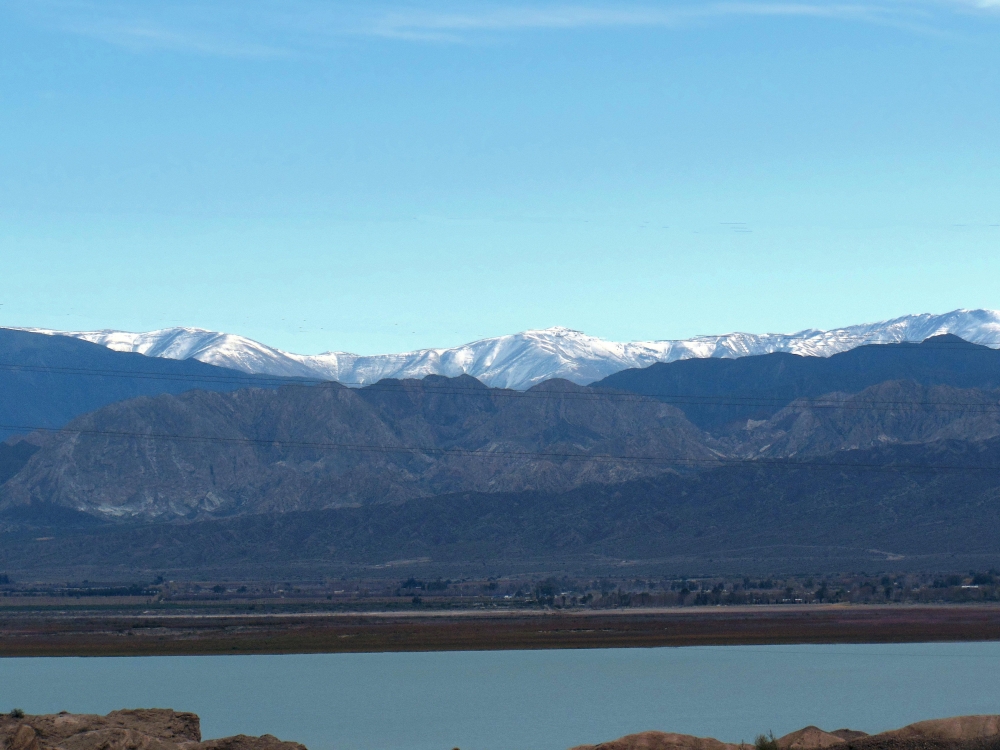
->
[0,375,715,520]
[726,380,1000,457]
[4,438,1000,578]
[0,328,295,441]
[593,335,1000,431]
[10,368,1000,524]
[0,440,38,484]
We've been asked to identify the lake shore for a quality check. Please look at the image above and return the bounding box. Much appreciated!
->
[2,603,1000,656]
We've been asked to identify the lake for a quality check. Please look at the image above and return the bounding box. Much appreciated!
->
[2,642,1000,750]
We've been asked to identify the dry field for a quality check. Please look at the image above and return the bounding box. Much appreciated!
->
[1,604,1000,656]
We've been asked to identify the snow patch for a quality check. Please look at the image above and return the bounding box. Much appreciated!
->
[18,309,1000,391]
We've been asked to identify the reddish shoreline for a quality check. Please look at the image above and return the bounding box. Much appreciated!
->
[2,604,1000,656]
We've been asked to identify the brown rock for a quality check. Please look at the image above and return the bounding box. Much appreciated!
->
[10,710,200,750]
[831,731,869,742]
[777,727,847,750]
[197,734,307,750]
[106,711,201,743]
[58,727,177,750]
[569,731,740,750]
[11,725,40,750]
[890,718,1000,742]
[0,711,300,750]
[571,716,1000,750]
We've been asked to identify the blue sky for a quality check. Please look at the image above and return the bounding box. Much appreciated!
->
[2,0,999,355]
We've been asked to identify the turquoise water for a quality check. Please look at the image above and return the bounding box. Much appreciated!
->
[2,643,1000,750]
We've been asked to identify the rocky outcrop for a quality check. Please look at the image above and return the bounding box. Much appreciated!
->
[0,710,305,750]
[832,733,870,743]
[569,731,739,750]
[0,376,716,521]
[889,718,1000,743]
[574,717,1000,750]
[778,727,854,750]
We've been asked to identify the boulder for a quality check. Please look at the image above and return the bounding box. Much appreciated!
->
[0,711,303,750]
[10,725,40,750]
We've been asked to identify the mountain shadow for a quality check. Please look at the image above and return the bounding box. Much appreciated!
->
[592,335,1000,431]
[0,375,715,520]
[5,437,1000,578]
[0,328,301,441]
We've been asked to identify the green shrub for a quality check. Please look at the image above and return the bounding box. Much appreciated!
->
[755,731,779,750]
[10,708,25,719]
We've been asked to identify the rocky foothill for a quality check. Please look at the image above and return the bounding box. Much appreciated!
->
[571,716,1000,750]
[2,710,998,750]
[0,709,304,750]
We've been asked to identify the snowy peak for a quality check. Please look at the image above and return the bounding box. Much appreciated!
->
[18,309,1000,391]
[21,326,327,379]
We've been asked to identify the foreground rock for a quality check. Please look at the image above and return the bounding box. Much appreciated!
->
[568,732,741,750]
[778,727,857,750]
[571,716,1000,750]
[0,709,306,750]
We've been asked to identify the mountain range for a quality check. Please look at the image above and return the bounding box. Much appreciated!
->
[22,308,1000,389]
[0,327,288,442]
[0,375,715,520]
[594,332,1000,430]
[5,316,1000,579]
[8,334,1000,523]
[5,435,1000,579]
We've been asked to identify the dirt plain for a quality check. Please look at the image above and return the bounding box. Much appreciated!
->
[2,604,1000,656]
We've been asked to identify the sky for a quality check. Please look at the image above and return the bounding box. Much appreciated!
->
[1,0,999,356]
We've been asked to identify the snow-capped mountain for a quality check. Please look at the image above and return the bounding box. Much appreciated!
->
[20,309,1000,390]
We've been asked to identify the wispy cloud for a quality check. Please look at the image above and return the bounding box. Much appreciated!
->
[352,0,1000,41]
[6,0,998,56]
[278,1,961,44]
[948,0,1000,8]
[360,2,905,40]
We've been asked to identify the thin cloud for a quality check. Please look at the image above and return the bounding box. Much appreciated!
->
[340,1,971,42]
[945,0,1000,9]
[6,0,998,56]
[363,2,890,37]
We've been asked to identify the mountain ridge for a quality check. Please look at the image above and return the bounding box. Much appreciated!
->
[17,309,1000,390]
[0,375,715,520]
[7,337,1000,524]
[594,333,1000,430]
[0,327,295,442]
[6,436,1000,577]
